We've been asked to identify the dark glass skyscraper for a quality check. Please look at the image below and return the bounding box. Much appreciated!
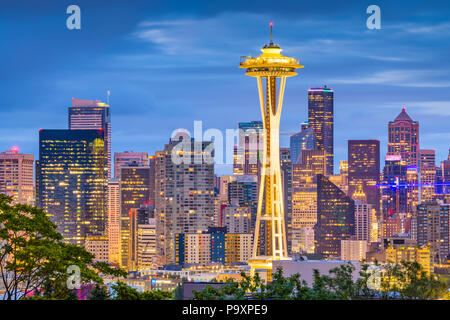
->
[348,140,380,216]
[308,86,334,175]
[315,174,355,259]
[289,123,315,165]
[69,98,111,178]
[381,155,408,236]
[37,129,107,246]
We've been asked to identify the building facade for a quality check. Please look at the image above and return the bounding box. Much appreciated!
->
[0,147,34,205]
[37,129,107,246]
[308,86,334,175]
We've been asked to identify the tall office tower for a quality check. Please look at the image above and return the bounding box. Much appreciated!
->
[291,150,327,230]
[416,202,449,264]
[155,134,215,265]
[308,86,334,175]
[239,26,303,279]
[119,163,150,269]
[442,153,450,196]
[421,167,437,203]
[406,166,419,215]
[381,155,407,236]
[354,200,373,242]
[0,147,34,204]
[289,123,315,165]
[149,155,156,206]
[233,121,263,176]
[227,175,258,232]
[315,174,355,259]
[419,149,437,203]
[129,204,154,270]
[114,151,148,179]
[37,130,107,246]
[348,140,380,217]
[107,179,120,264]
[387,107,419,168]
[69,98,111,178]
[420,149,435,169]
[280,148,293,254]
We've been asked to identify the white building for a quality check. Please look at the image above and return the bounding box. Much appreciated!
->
[341,239,367,261]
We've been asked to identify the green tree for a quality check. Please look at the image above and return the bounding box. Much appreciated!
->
[111,281,173,300]
[0,195,127,300]
[87,284,110,300]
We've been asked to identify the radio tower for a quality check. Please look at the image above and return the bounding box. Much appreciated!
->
[239,23,303,281]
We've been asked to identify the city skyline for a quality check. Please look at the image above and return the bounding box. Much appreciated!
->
[1,1,450,175]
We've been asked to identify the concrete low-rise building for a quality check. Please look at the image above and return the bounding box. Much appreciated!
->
[272,260,362,286]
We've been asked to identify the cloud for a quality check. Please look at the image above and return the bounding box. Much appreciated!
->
[329,70,450,88]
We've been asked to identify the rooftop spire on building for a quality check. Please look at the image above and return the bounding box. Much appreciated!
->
[394,106,413,122]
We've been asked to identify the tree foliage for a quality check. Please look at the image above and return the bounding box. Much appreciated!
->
[0,195,126,300]
[192,262,449,300]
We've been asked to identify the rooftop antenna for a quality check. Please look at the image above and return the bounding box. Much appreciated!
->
[107,89,110,105]
[270,22,274,44]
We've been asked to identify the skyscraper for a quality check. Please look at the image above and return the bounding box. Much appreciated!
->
[308,86,334,175]
[108,179,120,264]
[381,155,407,236]
[0,147,34,205]
[280,148,293,254]
[227,175,258,232]
[387,107,419,168]
[120,163,151,269]
[37,129,107,246]
[289,123,315,165]
[348,140,380,216]
[114,151,148,179]
[315,174,355,259]
[233,121,263,176]
[416,202,449,264]
[69,98,111,178]
[155,134,215,265]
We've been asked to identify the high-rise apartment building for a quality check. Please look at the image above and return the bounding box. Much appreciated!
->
[416,202,449,264]
[114,151,148,179]
[354,201,373,242]
[37,130,107,246]
[348,140,380,216]
[0,147,34,204]
[315,174,355,259]
[308,86,334,175]
[155,134,215,265]
[69,98,111,178]
[387,107,419,168]
[119,163,151,269]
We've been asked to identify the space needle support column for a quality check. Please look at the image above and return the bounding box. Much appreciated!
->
[240,24,303,281]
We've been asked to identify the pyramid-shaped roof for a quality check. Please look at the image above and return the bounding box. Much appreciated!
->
[394,107,413,122]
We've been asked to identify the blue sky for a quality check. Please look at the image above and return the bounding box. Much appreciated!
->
[1,0,449,175]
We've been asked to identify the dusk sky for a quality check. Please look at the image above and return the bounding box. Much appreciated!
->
[1,0,450,175]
